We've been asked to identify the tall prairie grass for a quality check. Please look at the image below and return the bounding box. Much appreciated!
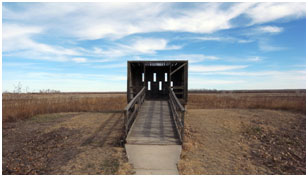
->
[2,93,126,122]
[188,92,306,113]
[2,91,306,122]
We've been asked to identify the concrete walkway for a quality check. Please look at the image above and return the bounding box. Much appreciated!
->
[125,144,182,175]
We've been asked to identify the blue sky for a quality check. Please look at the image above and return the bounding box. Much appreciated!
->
[2,2,306,92]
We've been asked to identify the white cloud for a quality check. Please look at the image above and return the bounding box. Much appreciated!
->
[195,36,223,41]
[193,71,280,76]
[258,39,285,52]
[130,54,219,63]
[3,23,82,62]
[24,72,126,81]
[246,2,306,25]
[3,24,42,52]
[189,70,305,89]
[3,3,305,41]
[237,39,254,43]
[163,3,256,34]
[3,24,181,62]
[247,56,262,62]
[2,3,305,61]
[128,38,180,54]
[2,24,42,40]
[88,38,181,58]
[257,26,283,33]
[202,56,219,60]
[0,3,249,40]
[190,65,248,72]
[92,63,126,69]
[72,57,87,63]
[194,36,254,44]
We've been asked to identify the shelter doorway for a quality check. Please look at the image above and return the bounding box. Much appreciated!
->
[145,66,169,100]
[127,60,188,105]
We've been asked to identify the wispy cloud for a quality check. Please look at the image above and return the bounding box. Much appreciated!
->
[257,26,283,33]
[131,54,219,63]
[3,23,82,62]
[193,36,254,43]
[191,70,305,82]
[86,38,181,58]
[91,63,126,69]
[3,23,180,62]
[195,36,223,41]
[3,2,305,62]
[72,57,87,63]
[5,2,303,41]
[247,56,262,62]
[189,70,305,89]
[258,39,285,52]
[2,2,305,91]
[25,72,126,81]
[190,65,248,72]
[124,38,181,54]
[245,2,306,25]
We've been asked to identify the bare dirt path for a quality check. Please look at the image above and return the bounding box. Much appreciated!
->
[178,109,305,175]
[2,112,134,175]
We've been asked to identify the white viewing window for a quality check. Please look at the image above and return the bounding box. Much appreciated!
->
[153,73,156,82]
[170,81,173,90]
[165,73,168,82]
[142,73,144,82]
[159,81,162,91]
[148,81,151,90]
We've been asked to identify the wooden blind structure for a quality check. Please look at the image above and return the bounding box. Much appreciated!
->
[127,60,188,105]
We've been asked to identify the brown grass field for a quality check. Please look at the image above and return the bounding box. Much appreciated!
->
[188,91,306,113]
[178,109,305,174]
[2,93,126,122]
[2,90,306,174]
[2,112,134,175]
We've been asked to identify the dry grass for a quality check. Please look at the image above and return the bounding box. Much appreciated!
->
[2,93,126,122]
[188,91,306,113]
[2,90,305,174]
[3,90,305,123]
[2,112,135,175]
[178,109,305,175]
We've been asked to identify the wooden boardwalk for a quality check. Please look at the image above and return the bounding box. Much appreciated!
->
[126,100,180,145]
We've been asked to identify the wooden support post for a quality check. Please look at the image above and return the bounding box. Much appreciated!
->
[127,62,130,103]
[184,61,188,103]
[169,64,172,90]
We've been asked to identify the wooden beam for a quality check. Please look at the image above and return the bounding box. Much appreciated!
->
[127,62,131,103]
[172,86,184,89]
[170,63,186,76]
[184,61,188,104]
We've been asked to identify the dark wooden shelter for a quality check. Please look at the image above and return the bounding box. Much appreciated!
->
[125,60,188,144]
[127,60,188,105]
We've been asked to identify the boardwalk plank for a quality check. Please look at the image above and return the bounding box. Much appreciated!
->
[126,100,180,145]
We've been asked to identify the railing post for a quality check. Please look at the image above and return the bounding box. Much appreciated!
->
[168,86,185,144]
[124,110,128,136]
[124,87,146,138]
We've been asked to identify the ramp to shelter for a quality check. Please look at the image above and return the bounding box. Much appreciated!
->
[126,100,180,145]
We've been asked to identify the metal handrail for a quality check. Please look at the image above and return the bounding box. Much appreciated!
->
[124,87,146,136]
[168,87,185,143]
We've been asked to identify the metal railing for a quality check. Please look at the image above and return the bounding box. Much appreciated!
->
[124,87,146,136]
[168,87,185,143]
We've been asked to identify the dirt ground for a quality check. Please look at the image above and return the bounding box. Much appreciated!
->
[2,112,134,175]
[178,109,306,175]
